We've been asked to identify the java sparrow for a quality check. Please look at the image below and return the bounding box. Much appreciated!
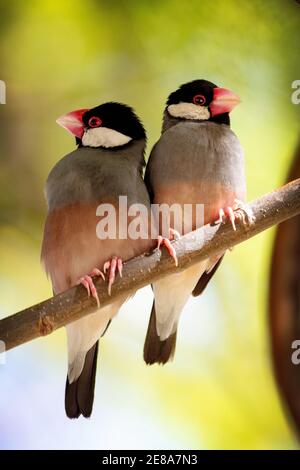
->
[143,79,251,365]
[41,102,152,418]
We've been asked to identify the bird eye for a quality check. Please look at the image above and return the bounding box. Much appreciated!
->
[193,95,206,106]
[88,116,102,128]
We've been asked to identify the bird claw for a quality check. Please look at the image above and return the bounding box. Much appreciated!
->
[76,267,105,308]
[156,228,180,266]
[233,199,255,226]
[169,228,181,241]
[90,267,106,281]
[215,208,226,225]
[214,200,254,231]
[103,256,123,295]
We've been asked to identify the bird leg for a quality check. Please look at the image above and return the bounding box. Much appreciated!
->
[76,268,105,308]
[103,256,123,296]
[156,228,180,267]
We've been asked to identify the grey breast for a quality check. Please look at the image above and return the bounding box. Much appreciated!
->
[45,141,149,211]
[147,121,246,197]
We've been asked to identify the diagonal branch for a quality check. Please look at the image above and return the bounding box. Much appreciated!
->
[1,178,300,352]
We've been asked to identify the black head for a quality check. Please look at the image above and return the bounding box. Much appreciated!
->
[57,102,146,149]
[167,79,217,107]
[81,102,146,142]
[166,79,241,126]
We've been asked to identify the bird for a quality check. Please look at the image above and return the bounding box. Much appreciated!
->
[143,79,252,365]
[41,101,153,418]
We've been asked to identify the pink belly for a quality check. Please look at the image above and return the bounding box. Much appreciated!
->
[153,180,245,233]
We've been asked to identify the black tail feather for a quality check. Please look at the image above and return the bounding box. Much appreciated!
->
[65,341,99,419]
[192,256,223,297]
[143,303,177,365]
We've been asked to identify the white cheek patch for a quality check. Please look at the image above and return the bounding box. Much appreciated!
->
[168,102,210,121]
[82,127,132,148]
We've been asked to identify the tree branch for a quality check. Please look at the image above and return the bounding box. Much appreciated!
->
[1,178,300,352]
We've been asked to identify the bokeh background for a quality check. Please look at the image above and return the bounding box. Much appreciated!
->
[0,0,300,450]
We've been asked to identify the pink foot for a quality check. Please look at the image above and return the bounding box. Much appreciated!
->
[233,199,255,225]
[76,268,105,308]
[215,200,254,231]
[156,228,180,267]
[103,256,123,295]
[169,228,181,240]
[215,208,226,225]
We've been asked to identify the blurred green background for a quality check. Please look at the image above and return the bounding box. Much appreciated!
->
[0,0,300,449]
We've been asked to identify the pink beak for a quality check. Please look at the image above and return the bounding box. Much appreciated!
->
[56,108,89,138]
[210,87,241,117]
